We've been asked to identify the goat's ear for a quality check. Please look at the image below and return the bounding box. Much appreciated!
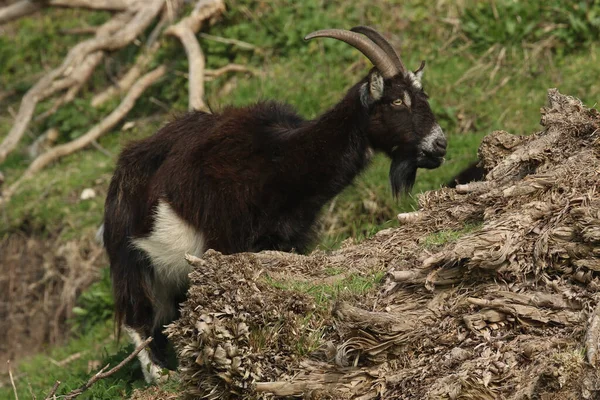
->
[414,60,425,82]
[360,70,384,107]
[408,60,426,89]
[369,70,384,101]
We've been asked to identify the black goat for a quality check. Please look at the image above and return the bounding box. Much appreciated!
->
[446,161,487,188]
[102,26,447,382]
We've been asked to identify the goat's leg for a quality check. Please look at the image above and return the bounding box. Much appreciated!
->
[124,325,172,383]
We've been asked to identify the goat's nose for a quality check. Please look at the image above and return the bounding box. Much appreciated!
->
[434,136,447,154]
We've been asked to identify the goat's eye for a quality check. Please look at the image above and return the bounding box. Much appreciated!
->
[392,99,403,106]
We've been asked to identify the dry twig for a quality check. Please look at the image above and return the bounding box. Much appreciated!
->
[165,0,225,111]
[205,63,257,79]
[0,0,43,24]
[0,0,140,25]
[47,0,140,11]
[44,337,153,400]
[199,32,259,51]
[91,2,179,107]
[43,381,60,400]
[7,360,18,400]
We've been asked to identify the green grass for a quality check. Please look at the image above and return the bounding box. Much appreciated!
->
[0,322,147,399]
[255,271,385,357]
[266,271,386,306]
[422,222,483,248]
[70,268,115,335]
[1,0,600,397]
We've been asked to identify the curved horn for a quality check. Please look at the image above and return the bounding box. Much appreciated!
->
[350,25,407,76]
[304,29,399,78]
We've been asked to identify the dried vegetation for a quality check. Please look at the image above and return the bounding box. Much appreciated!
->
[167,89,600,399]
[0,233,103,373]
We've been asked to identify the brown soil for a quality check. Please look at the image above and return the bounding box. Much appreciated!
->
[166,89,600,399]
[0,232,104,374]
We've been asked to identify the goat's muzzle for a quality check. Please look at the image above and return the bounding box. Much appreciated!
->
[417,124,446,169]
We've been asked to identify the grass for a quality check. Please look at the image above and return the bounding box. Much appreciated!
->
[0,321,146,399]
[422,222,483,248]
[255,271,385,357]
[266,271,386,306]
[1,0,600,397]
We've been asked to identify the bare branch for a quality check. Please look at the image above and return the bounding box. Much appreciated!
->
[397,211,422,224]
[199,32,259,51]
[42,337,153,400]
[205,63,257,79]
[7,360,18,400]
[165,0,225,111]
[91,0,185,108]
[166,26,206,111]
[27,127,59,159]
[0,66,166,205]
[0,0,141,25]
[43,381,61,400]
[455,181,491,194]
[92,66,143,109]
[0,0,41,25]
[48,0,141,11]
[36,50,104,121]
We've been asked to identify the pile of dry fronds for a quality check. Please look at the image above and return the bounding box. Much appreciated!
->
[166,89,600,399]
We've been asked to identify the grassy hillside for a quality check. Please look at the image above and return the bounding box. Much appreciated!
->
[1,0,599,398]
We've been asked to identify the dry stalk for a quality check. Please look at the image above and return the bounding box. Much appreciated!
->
[205,63,257,79]
[43,381,61,400]
[0,0,43,24]
[7,360,18,400]
[254,381,316,396]
[91,44,159,107]
[47,0,141,10]
[0,0,141,25]
[165,0,225,111]
[199,32,259,51]
[43,337,153,400]
[91,1,179,107]
[0,65,166,205]
[397,211,422,224]
[36,50,105,122]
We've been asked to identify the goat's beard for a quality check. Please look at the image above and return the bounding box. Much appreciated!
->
[389,157,417,197]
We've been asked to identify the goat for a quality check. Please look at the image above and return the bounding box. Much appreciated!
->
[446,161,487,188]
[102,26,447,382]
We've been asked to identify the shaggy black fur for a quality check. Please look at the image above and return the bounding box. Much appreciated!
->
[103,67,445,370]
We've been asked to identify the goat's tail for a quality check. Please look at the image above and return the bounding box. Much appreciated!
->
[103,167,155,341]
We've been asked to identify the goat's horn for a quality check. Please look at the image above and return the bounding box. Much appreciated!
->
[304,29,399,79]
[350,26,407,76]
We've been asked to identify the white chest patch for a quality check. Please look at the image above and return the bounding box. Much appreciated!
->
[133,200,205,288]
